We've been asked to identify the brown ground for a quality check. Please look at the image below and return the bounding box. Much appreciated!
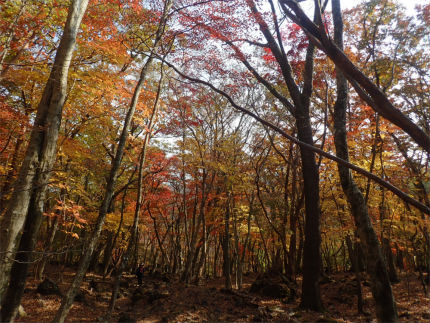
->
[16,266,430,322]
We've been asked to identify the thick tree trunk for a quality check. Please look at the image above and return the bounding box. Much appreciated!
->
[296,106,323,311]
[0,0,89,319]
[244,0,323,309]
[331,1,398,321]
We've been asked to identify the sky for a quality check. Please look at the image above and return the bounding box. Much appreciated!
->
[300,0,428,14]
[339,0,427,12]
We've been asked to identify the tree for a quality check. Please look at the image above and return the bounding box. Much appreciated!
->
[330,0,397,321]
[0,1,89,320]
[279,0,430,153]
[53,1,173,321]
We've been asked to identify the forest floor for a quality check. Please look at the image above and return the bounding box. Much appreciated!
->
[16,266,430,323]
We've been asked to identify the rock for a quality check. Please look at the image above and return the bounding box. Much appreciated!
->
[120,280,130,288]
[362,280,371,287]
[18,305,27,318]
[118,312,136,323]
[89,279,111,292]
[399,311,411,318]
[320,275,335,284]
[131,287,170,304]
[36,278,61,296]
[250,273,294,299]
[147,289,170,303]
[74,289,86,303]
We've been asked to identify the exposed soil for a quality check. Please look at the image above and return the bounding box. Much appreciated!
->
[15,266,430,322]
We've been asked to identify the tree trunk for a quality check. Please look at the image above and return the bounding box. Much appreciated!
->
[223,193,232,290]
[0,132,25,212]
[346,235,364,314]
[331,1,398,321]
[52,3,171,319]
[283,0,430,153]
[0,0,89,319]
[37,216,59,281]
[296,106,323,311]
[383,238,399,283]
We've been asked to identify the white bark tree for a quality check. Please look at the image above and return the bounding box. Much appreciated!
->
[0,0,89,310]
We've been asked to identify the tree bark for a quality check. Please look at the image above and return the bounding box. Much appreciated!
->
[296,102,323,311]
[244,0,323,309]
[330,1,398,321]
[346,235,364,314]
[0,0,89,319]
[37,216,59,281]
[223,193,232,290]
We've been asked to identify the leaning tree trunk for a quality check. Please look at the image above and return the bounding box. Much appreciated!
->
[283,0,430,153]
[53,54,154,323]
[331,1,398,321]
[0,0,89,320]
[52,2,171,321]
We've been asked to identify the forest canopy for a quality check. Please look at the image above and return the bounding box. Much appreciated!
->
[0,0,429,322]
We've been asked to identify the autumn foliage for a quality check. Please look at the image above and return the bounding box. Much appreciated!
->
[0,0,429,322]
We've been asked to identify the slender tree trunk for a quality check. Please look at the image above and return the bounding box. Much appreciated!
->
[223,193,232,290]
[106,195,142,321]
[331,1,398,321]
[383,238,399,283]
[52,3,171,319]
[54,58,150,321]
[0,133,25,212]
[37,216,59,281]
[0,1,89,319]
